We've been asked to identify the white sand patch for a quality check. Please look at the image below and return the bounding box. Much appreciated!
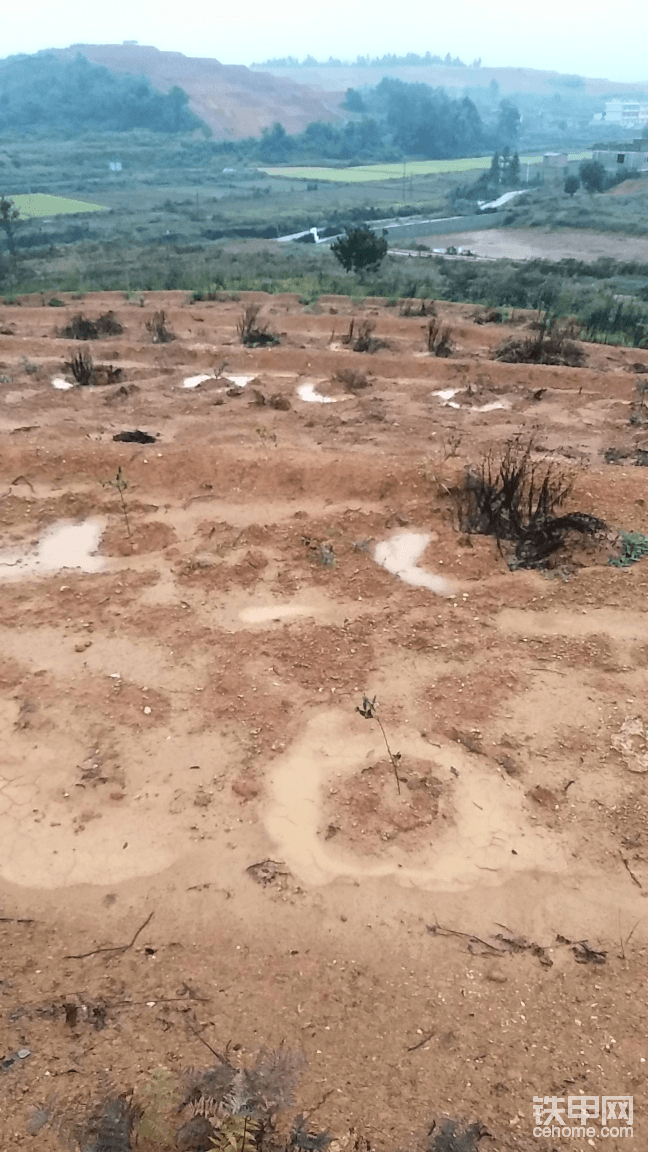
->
[297,382,338,404]
[227,374,254,388]
[373,531,451,596]
[473,399,511,412]
[183,373,215,389]
[0,519,107,580]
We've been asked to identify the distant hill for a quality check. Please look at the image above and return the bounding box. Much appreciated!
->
[250,59,648,100]
[54,44,343,139]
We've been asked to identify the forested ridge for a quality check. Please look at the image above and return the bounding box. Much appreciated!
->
[0,51,203,135]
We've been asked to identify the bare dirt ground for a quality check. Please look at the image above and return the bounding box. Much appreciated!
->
[607,181,648,199]
[1,291,647,1151]
[413,227,648,262]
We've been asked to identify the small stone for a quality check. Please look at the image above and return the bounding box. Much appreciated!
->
[269,393,291,411]
[497,754,520,777]
[193,791,212,808]
[143,706,152,715]
[232,781,259,801]
[528,785,559,809]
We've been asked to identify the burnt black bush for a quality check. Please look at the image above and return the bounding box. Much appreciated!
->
[458,438,606,569]
[59,311,123,340]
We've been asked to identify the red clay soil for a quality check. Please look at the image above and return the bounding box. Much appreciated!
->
[0,292,647,1151]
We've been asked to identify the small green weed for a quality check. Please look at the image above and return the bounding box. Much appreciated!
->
[103,466,132,542]
[609,531,648,567]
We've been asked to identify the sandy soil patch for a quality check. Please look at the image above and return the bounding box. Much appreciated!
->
[415,226,648,262]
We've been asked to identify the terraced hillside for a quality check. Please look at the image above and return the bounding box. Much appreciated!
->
[0,291,647,1151]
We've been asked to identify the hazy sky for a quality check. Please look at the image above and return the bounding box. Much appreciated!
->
[2,0,647,84]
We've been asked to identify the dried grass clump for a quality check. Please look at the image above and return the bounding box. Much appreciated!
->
[400,298,436,317]
[493,313,584,367]
[473,306,503,324]
[145,310,175,343]
[342,318,385,353]
[331,367,372,392]
[237,304,279,347]
[427,315,453,357]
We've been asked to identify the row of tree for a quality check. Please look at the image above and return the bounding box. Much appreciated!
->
[254,52,479,68]
[0,52,203,135]
[565,160,624,195]
[254,81,520,163]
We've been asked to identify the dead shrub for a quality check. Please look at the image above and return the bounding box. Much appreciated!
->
[343,318,384,353]
[237,304,279,347]
[332,367,372,392]
[58,314,99,340]
[493,312,584,367]
[427,315,453,357]
[65,350,123,387]
[604,446,648,467]
[268,393,291,410]
[457,437,606,569]
[145,310,175,343]
[58,311,123,340]
[630,377,648,425]
[473,306,503,324]
[66,349,93,386]
[94,311,123,336]
[400,298,436,317]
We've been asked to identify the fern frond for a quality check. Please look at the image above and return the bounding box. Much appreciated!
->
[223,1069,251,1117]
[245,1047,305,1114]
[135,1067,180,1148]
[190,1094,222,1120]
[180,1065,236,1112]
[211,1115,260,1152]
[64,1094,142,1152]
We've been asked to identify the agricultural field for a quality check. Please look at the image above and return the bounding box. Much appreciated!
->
[0,290,647,1150]
[10,193,109,218]
[260,153,592,183]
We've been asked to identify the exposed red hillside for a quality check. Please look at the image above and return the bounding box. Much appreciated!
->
[54,43,343,138]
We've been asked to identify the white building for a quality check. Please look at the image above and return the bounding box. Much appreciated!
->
[592,149,648,173]
[598,100,648,130]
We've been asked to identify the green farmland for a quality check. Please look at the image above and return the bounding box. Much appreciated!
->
[10,193,109,218]
[260,153,592,183]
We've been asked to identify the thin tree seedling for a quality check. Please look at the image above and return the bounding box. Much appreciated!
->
[356,695,402,794]
[103,466,132,542]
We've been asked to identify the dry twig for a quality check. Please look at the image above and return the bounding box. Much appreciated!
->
[64,911,154,960]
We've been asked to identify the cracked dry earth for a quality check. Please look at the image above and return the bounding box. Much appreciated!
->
[0,290,648,1151]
